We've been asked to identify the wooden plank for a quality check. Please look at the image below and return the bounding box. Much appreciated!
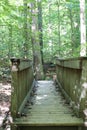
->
[56,59,82,69]
[56,60,64,67]
[57,79,80,117]
[18,60,32,71]
[18,80,35,116]
[13,119,83,126]
[10,58,32,71]
[11,71,19,118]
[56,57,87,116]
[11,58,34,119]
[64,60,81,69]
[13,81,83,126]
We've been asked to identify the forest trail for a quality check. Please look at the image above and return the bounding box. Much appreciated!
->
[14,81,83,126]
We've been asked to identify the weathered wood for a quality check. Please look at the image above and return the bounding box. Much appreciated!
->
[13,81,83,128]
[56,57,87,118]
[10,57,86,130]
[11,58,32,71]
[57,79,80,117]
[56,59,81,69]
[11,71,19,117]
[18,80,35,116]
[56,57,87,69]
[79,60,87,117]
[11,58,34,118]
[63,60,81,69]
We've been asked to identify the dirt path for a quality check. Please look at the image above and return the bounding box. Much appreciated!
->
[0,83,11,130]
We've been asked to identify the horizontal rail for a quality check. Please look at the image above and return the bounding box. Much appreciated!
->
[11,58,34,118]
[56,57,87,118]
[11,58,32,71]
[56,57,87,69]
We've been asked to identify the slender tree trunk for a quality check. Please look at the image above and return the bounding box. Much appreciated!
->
[31,1,44,80]
[56,0,61,56]
[37,0,44,64]
[8,25,12,58]
[48,0,53,56]
[79,0,86,56]
[68,8,74,55]
[23,0,29,58]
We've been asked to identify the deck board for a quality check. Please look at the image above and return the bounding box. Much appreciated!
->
[14,81,83,126]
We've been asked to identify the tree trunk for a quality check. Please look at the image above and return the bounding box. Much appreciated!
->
[31,1,44,80]
[79,0,86,56]
[68,8,74,54]
[48,0,53,57]
[8,25,12,58]
[23,0,29,58]
[56,0,61,57]
[37,0,44,64]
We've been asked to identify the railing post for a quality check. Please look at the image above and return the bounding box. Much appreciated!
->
[11,58,20,118]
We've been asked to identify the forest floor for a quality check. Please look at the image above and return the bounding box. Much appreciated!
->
[0,82,11,130]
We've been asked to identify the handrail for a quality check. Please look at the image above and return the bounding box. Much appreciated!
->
[11,58,34,118]
[56,57,87,119]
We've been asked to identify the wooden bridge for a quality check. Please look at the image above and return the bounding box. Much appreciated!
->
[10,57,87,130]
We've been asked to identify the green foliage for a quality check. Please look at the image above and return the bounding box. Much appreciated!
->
[0,0,86,66]
[42,0,81,61]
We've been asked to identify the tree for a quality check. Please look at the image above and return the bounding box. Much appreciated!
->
[0,0,87,66]
[23,0,29,58]
[31,0,44,79]
[8,25,13,58]
[37,0,44,64]
[79,0,86,56]
[56,0,61,56]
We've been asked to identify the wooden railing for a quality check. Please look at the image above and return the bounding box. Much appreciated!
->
[11,58,34,118]
[56,57,87,118]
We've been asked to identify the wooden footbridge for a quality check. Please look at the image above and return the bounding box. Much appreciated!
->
[10,57,87,130]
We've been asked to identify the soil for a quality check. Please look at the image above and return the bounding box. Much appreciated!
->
[0,82,11,130]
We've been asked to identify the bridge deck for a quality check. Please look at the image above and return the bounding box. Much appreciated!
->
[14,81,83,126]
